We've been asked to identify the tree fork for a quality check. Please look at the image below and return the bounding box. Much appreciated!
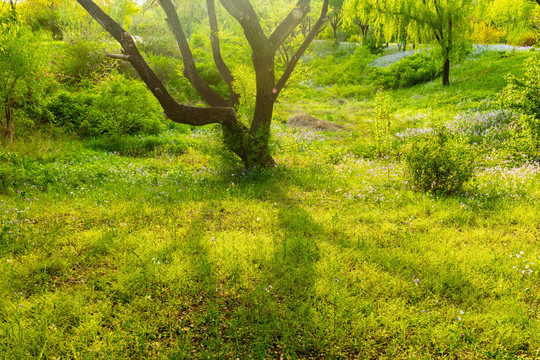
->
[76,0,329,168]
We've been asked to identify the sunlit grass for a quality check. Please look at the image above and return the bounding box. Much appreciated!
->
[1,49,539,359]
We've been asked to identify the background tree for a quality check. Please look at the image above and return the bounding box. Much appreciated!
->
[0,12,47,139]
[342,0,378,38]
[344,0,473,86]
[489,0,537,44]
[404,0,473,86]
[328,0,344,40]
[75,0,329,168]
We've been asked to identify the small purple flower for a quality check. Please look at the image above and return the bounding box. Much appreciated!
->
[211,237,215,242]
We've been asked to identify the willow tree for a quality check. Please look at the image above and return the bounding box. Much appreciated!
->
[344,0,473,86]
[76,0,329,168]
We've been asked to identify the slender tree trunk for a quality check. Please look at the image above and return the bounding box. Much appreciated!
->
[442,55,450,86]
[442,18,452,86]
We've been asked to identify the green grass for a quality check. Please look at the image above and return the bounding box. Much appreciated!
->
[1,48,540,359]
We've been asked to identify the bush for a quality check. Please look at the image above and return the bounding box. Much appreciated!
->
[470,22,505,44]
[362,34,385,55]
[0,151,49,190]
[508,31,538,47]
[0,19,54,139]
[371,53,440,89]
[404,130,474,194]
[46,74,164,137]
[57,39,116,83]
[499,51,540,155]
[500,51,540,120]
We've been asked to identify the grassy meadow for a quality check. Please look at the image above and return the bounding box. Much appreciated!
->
[1,46,540,359]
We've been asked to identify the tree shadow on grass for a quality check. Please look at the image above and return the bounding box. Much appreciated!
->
[159,170,332,358]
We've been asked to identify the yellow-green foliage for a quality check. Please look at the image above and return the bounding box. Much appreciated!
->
[232,64,257,124]
[470,21,505,44]
[507,30,538,46]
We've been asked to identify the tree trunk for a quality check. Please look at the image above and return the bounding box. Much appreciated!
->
[442,18,452,87]
[442,55,450,86]
[249,49,277,168]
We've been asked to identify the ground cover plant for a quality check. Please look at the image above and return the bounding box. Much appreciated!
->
[1,39,540,358]
[2,0,540,357]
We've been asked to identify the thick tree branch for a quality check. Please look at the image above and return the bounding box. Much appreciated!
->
[158,0,229,107]
[107,53,130,61]
[268,0,311,53]
[207,0,239,107]
[75,0,236,127]
[274,0,329,99]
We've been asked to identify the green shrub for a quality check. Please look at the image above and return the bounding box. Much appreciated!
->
[371,53,440,89]
[0,151,47,190]
[46,74,164,137]
[0,19,54,139]
[84,75,164,136]
[57,39,116,83]
[500,52,540,122]
[362,34,385,55]
[44,91,91,130]
[499,52,540,156]
[404,130,474,194]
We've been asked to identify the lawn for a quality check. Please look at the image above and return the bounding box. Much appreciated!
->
[1,47,539,359]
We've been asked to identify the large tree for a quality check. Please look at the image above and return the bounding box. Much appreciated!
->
[75,0,329,168]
